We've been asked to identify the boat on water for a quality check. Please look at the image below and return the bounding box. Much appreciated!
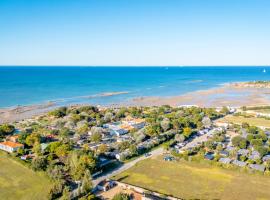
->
[263,69,266,73]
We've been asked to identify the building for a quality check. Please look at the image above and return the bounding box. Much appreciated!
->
[104,122,129,136]
[248,151,261,161]
[249,164,265,172]
[219,150,229,157]
[7,135,20,143]
[232,160,247,167]
[0,141,24,153]
[122,116,146,129]
[237,149,249,157]
[262,155,270,162]
[204,152,214,160]
[219,157,232,164]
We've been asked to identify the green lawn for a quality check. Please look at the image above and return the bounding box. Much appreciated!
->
[218,115,270,128]
[113,157,270,200]
[0,151,51,200]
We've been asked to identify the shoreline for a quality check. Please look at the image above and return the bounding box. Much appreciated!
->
[1,82,270,124]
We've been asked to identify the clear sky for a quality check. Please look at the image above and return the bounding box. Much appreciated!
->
[0,0,270,66]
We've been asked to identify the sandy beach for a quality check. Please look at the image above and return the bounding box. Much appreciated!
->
[128,83,270,107]
[1,83,270,124]
[0,103,56,124]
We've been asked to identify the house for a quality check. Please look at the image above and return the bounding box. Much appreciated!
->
[97,180,115,191]
[7,135,20,143]
[249,150,261,160]
[122,116,146,129]
[219,157,232,164]
[237,149,249,157]
[204,152,214,160]
[225,146,235,152]
[219,150,229,157]
[232,160,247,167]
[0,141,24,153]
[262,154,270,162]
[249,164,265,172]
[104,122,129,136]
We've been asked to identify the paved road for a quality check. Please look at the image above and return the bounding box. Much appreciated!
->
[92,147,164,186]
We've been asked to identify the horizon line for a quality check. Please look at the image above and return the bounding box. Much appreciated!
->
[0,65,269,67]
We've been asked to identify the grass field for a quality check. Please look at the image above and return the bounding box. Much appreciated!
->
[113,157,270,200]
[218,115,270,128]
[0,151,51,200]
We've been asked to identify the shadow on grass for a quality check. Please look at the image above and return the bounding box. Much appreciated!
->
[115,175,129,182]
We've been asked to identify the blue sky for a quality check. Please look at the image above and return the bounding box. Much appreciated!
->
[0,0,269,66]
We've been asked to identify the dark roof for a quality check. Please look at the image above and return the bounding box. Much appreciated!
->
[204,153,214,160]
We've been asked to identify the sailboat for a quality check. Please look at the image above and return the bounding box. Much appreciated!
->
[263,69,266,73]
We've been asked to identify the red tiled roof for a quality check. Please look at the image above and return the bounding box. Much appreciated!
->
[0,141,23,148]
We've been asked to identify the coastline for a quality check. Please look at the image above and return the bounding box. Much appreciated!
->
[129,83,270,107]
[1,82,270,124]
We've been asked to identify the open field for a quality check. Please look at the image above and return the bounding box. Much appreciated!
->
[217,115,270,128]
[113,157,270,200]
[0,151,51,200]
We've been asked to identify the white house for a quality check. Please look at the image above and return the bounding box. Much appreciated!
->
[0,141,24,153]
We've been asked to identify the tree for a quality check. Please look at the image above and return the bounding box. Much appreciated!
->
[49,107,67,118]
[81,170,92,195]
[112,193,130,200]
[33,142,41,155]
[247,126,258,134]
[55,144,70,158]
[47,165,65,180]
[60,186,70,200]
[18,131,30,144]
[0,124,15,136]
[118,141,130,152]
[59,128,74,139]
[91,132,102,143]
[160,118,171,131]
[202,116,212,128]
[251,139,263,148]
[97,144,108,154]
[221,106,230,115]
[242,122,249,129]
[175,134,185,143]
[31,156,47,171]
[183,127,192,138]
[77,124,89,135]
[25,134,40,146]
[104,111,113,122]
[232,136,247,149]
[129,144,138,156]
[256,146,268,157]
[48,180,65,200]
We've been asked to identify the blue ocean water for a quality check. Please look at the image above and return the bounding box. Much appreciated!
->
[0,66,269,108]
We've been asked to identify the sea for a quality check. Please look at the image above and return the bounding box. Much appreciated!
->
[0,66,269,108]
